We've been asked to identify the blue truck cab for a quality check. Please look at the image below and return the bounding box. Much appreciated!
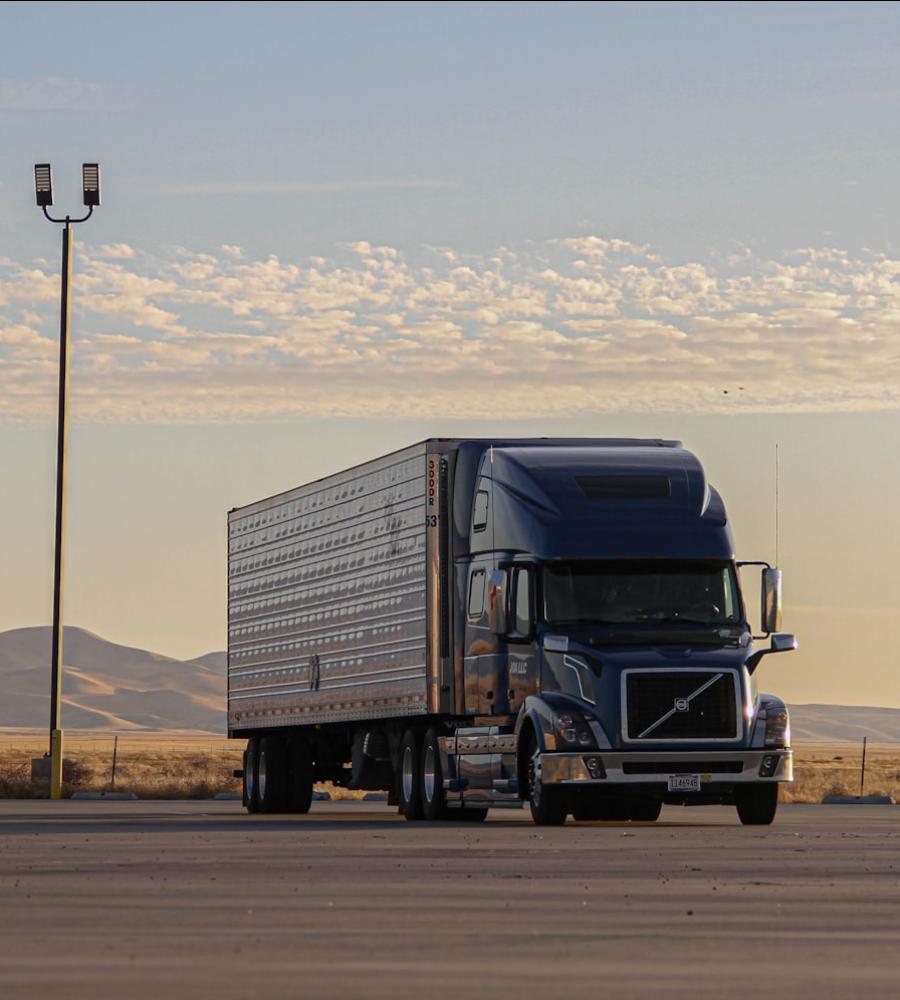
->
[439,438,796,826]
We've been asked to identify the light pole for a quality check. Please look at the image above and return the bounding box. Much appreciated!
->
[34,163,101,800]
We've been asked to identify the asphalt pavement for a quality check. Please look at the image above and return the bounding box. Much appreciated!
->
[0,800,897,1000]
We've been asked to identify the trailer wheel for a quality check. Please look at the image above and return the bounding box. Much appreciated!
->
[527,736,567,826]
[258,735,289,813]
[243,738,260,813]
[398,728,424,820]
[630,798,662,822]
[287,737,314,814]
[421,727,449,821]
[736,784,778,826]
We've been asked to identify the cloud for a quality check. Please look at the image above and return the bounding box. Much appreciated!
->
[164,179,454,196]
[0,77,133,112]
[2,235,900,424]
[93,244,136,260]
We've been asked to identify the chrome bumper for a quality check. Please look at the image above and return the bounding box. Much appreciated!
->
[541,749,793,785]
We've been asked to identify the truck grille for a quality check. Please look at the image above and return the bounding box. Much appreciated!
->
[622,760,744,774]
[625,671,738,741]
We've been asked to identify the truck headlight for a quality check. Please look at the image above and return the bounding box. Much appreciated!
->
[554,711,597,749]
[764,709,790,748]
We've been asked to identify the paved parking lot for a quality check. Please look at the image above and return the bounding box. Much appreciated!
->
[0,800,897,999]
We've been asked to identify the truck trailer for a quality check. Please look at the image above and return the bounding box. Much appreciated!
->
[228,438,796,826]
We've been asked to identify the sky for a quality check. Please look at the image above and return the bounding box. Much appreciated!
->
[1,2,900,709]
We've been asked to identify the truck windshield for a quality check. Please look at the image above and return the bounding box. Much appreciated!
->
[543,560,741,626]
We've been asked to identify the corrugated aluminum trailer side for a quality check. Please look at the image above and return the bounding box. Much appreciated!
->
[227,441,438,733]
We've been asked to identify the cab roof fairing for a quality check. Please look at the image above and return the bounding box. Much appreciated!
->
[482,446,735,561]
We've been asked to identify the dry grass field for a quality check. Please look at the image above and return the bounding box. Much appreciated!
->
[0,730,243,799]
[779,741,900,803]
[0,730,368,801]
[0,729,897,803]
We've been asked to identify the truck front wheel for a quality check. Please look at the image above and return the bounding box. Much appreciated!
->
[527,738,568,826]
[736,784,778,826]
[631,798,662,822]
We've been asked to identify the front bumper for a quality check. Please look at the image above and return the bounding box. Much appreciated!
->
[541,749,793,786]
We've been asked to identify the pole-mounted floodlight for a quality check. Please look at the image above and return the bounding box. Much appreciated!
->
[33,162,101,800]
[35,163,53,207]
[82,163,101,207]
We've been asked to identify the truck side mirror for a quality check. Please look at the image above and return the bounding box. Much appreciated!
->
[487,569,509,635]
[770,633,797,652]
[746,631,798,672]
[761,568,782,634]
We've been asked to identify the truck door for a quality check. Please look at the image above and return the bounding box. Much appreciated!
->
[462,560,499,715]
[506,565,540,713]
[463,474,502,717]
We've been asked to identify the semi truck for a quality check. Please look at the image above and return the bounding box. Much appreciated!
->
[228,438,796,826]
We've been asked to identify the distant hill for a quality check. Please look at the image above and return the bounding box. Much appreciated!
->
[0,626,225,733]
[1,626,898,740]
[787,704,900,743]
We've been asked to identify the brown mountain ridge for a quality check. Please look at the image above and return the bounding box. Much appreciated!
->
[2,626,899,741]
[0,626,225,733]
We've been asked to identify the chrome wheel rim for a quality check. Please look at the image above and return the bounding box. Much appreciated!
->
[423,744,436,803]
[258,751,267,802]
[402,745,414,802]
[529,749,542,808]
[246,752,256,802]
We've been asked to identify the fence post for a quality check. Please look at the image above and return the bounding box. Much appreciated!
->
[859,736,867,798]
[111,734,119,791]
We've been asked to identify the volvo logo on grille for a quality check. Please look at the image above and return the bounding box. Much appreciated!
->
[674,697,690,712]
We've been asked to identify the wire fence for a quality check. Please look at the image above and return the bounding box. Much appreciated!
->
[1,730,898,801]
[0,729,237,755]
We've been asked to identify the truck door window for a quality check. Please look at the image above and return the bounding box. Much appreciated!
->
[473,490,489,531]
[468,568,486,619]
[511,568,532,638]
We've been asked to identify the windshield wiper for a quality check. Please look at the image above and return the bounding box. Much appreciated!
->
[633,616,722,626]
[549,617,620,625]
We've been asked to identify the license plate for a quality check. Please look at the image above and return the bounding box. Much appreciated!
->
[668,773,701,792]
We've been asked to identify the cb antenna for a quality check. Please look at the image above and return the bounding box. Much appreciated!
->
[775,442,780,566]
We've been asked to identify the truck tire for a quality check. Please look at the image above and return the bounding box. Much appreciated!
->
[243,738,260,813]
[736,784,778,826]
[527,736,567,826]
[398,728,424,820]
[287,737,313,814]
[600,798,632,821]
[258,735,289,813]
[631,798,662,822]
[572,799,604,821]
[421,727,449,821]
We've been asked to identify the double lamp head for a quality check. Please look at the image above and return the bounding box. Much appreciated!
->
[34,162,101,208]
